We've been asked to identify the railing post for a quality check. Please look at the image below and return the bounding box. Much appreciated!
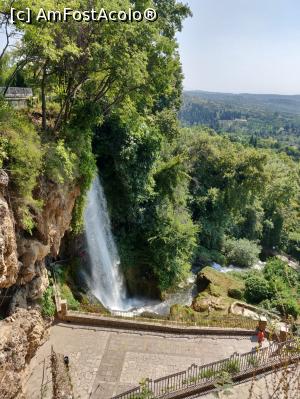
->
[60,299,68,317]
[146,378,152,397]
[188,363,197,385]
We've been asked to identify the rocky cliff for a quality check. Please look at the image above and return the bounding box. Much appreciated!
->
[0,308,49,399]
[0,170,80,398]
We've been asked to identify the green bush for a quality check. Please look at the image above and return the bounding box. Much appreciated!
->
[41,287,55,318]
[228,288,243,300]
[224,237,261,268]
[0,101,43,232]
[273,297,300,319]
[45,140,78,185]
[287,231,300,260]
[244,274,271,304]
[263,258,299,287]
[223,359,240,374]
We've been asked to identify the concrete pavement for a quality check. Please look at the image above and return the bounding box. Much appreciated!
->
[24,322,255,399]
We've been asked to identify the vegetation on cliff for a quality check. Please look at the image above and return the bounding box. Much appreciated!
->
[1,0,299,296]
[172,259,300,323]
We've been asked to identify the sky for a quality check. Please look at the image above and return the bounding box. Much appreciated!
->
[1,1,300,94]
[177,0,300,94]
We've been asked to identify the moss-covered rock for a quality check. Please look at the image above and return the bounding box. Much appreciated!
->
[192,293,226,312]
[192,266,245,315]
[197,267,244,295]
[170,304,198,323]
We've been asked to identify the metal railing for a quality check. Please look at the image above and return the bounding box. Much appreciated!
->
[103,310,258,330]
[51,275,258,331]
[111,339,300,399]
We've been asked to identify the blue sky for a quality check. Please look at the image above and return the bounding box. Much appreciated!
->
[1,1,300,94]
[177,0,300,94]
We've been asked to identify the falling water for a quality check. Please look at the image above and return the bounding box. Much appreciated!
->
[84,175,196,314]
[84,176,129,311]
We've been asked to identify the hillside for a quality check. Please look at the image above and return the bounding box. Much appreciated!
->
[180,91,300,158]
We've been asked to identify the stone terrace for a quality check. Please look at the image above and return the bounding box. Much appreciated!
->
[25,322,255,399]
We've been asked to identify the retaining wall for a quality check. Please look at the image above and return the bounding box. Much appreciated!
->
[53,285,256,336]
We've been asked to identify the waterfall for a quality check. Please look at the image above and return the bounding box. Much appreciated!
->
[83,175,195,315]
[84,176,128,311]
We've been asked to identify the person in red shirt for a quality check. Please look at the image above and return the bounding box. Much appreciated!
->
[257,329,265,347]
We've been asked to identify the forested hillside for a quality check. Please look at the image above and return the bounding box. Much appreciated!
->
[182,127,300,265]
[180,91,300,159]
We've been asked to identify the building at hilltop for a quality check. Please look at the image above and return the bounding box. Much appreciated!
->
[0,87,33,109]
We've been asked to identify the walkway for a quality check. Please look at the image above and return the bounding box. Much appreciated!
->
[24,322,255,399]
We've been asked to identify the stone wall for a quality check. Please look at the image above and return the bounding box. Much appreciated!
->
[55,292,255,337]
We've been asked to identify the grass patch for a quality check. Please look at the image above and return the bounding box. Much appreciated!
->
[59,283,80,310]
[40,287,56,317]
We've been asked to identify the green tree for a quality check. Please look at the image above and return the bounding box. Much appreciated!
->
[244,274,271,304]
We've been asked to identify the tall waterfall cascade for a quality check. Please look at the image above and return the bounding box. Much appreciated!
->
[84,175,195,314]
[84,176,129,311]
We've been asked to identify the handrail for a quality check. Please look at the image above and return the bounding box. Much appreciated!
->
[110,339,300,399]
[50,273,258,331]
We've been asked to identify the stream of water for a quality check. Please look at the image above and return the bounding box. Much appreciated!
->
[84,176,195,313]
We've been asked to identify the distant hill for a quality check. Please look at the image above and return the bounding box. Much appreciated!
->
[183,91,300,115]
[179,91,300,158]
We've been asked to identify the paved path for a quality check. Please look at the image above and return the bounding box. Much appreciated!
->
[24,322,256,399]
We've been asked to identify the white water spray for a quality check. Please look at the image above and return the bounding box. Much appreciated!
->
[84,175,195,314]
[84,176,129,311]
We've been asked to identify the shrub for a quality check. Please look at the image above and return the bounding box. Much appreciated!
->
[224,237,261,268]
[196,246,226,266]
[244,274,271,304]
[223,359,240,374]
[41,287,55,318]
[228,288,243,300]
[263,258,299,287]
[0,101,43,231]
[287,231,300,260]
[45,140,78,185]
[273,297,300,319]
[0,103,43,199]
[59,283,80,310]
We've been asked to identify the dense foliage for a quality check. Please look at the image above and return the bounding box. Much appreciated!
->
[178,127,300,266]
[1,1,299,298]
[1,0,196,292]
[243,258,300,318]
[0,99,43,231]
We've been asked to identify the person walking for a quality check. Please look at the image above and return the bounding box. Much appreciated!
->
[257,329,265,347]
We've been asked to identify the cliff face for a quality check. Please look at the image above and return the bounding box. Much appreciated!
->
[0,170,80,398]
[0,171,19,288]
[0,174,80,311]
[0,308,48,399]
